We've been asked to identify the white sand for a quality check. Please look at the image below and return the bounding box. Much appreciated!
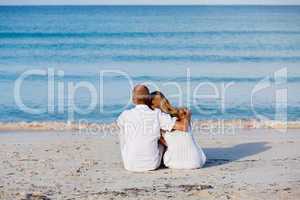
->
[0,129,299,200]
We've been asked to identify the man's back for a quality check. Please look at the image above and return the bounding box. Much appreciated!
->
[117,104,175,171]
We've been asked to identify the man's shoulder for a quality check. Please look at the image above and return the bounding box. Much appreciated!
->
[153,108,161,112]
[117,109,132,126]
[119,109,131,116]
[119,107,158,118]
[118,107,136,117]
[153,108,162,114]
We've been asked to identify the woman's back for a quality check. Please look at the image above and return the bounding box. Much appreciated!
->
[163,130,206,169]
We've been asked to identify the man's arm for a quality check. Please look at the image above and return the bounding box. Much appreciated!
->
[158,109,177,132]
[117,110,128,128]
[159,134,167,147]
[117,111,126,151]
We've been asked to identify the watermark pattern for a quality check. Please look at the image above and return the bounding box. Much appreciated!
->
[13,67,289,135]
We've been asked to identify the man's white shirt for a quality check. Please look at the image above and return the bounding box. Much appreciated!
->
[117,104,176,172]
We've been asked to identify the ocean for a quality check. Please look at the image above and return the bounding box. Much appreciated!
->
[0,5,300,123]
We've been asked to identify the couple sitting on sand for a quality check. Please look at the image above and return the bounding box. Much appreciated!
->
[117,85,206,172]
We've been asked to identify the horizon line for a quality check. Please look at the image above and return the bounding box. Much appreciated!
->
[1,4,300,6]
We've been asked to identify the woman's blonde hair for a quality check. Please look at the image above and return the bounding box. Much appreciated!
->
[149,91,179,118]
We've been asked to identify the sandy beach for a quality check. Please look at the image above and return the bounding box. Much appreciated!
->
[1,3,300,200]
[0,128,299,200]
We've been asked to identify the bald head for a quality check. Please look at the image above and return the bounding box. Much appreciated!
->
[132,84,150,105]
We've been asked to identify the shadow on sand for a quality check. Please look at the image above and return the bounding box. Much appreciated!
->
[203,142,271,168]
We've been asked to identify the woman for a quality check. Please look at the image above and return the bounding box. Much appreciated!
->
[149,91,206,169]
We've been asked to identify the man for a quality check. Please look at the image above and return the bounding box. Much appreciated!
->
[117,84,186,172]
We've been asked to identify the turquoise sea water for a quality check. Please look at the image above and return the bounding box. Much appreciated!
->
[0,6,300,122]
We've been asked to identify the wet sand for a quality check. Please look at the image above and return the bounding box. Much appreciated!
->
[0,129,299,200]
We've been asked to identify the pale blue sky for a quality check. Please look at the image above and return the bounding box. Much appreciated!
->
[0,0,300,5]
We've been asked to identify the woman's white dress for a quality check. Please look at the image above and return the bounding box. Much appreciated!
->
[163,130,206,169]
